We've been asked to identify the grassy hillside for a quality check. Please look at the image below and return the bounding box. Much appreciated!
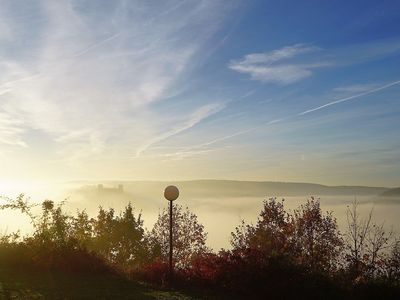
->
[0,268,193,300]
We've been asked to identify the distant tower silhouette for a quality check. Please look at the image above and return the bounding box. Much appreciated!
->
[97,184,103,191]
[118,184,124,192]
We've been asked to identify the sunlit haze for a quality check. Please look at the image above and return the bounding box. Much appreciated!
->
[1,1,399,187]
[1,2,400,298]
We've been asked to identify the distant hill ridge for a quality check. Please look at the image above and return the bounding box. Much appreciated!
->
[74,180,389,198]
[381,187,400,197]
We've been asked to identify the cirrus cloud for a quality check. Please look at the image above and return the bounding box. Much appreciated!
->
[228,44,325,84]
[0,0,234,163]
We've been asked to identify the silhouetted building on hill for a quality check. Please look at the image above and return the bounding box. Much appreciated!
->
[97,184,124,194]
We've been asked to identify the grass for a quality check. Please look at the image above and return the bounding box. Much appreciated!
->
[0,267,194,300]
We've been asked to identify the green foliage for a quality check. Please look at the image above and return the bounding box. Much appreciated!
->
[72,210,93,248]
[91,204,149,269]
[0,194,37,222]
[150,204,208,269]
[0,195,149,272]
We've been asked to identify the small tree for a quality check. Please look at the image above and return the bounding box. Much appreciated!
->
[150,204,208,269]
[292,197,343,272]
[112,204,147,269]
[31,200,73,247]
[231,198,293,257]
[71,210,93,248]
[231,197,342,272]
[345,199,392,279]
[92,206,115,261]
[91,203,148,270]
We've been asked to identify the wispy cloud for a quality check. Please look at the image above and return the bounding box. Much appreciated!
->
[228,44,324,84]
[135,102,225,157]
[0,0,233,163]
[0,112,26,147]
[229,39,400,86]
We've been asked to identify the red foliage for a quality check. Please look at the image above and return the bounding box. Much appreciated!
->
[133,258,169,285]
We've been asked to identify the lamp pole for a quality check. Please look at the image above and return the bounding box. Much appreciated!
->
[169,199,173,280]
[164,185,179,284]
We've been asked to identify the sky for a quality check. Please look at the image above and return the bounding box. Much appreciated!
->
[0,0,400,187]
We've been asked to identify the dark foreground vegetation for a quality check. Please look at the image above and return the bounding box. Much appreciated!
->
[0,195,400,299]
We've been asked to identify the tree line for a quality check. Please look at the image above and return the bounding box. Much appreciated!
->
[0,194,399,299]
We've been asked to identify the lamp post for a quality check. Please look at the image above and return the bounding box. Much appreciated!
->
[164,185,179,283]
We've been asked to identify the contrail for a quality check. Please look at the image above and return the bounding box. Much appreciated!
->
[186,128,255,150]
[299,79,400,115]
[150,0,187,20]
[72,32,122,57]
[176,79,400,154]
[0,73,41,90]
[174,118,286,155]
[135,102,225,157]
[74,1,189,59]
